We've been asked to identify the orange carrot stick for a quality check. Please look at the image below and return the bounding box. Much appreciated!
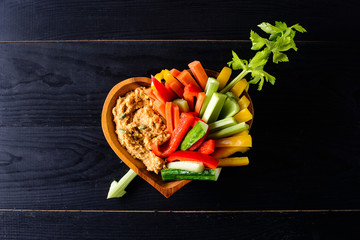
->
[165,82,178,99]
[153,99,166,118]
[172,104,180,129]
[177,70,200,89]
[194,92,206,115]
[165,101,173,133]
[188,61,208,90]
[169,68,181,77]
[163,70,184,98]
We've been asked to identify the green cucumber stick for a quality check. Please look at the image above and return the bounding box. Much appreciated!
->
[199,78,220,117]
[220,21,306,92]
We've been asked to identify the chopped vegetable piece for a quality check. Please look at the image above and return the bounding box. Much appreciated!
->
[208,122,249,139]
[231,78,248,97]
[172,104,180,129]
[194,92,206,115]
[169,68,181,77]
[187,129,208,151]
[199,78,220,117]
[152,89,166,104]
[161,168,221,181]
[165,102,173,133]
[164,69,184,98]
[232,129,249,137]
[154,70,165,82]
[165,82,177,97]
[119,113,126,119]
[225,91,239,101]
[204,77,216,92]
[188,61,208,90]
[176,70,201,89]
[209,117,237,133]
[180,120,208,150]
[152,75,176,102]
[238,95,251,110]
[167,150,219,169]
[107,169,137,199]
[167,161,205,173]
[217,66,232,91]
[234,108,253,123]
[218,157,249,167]
[211,146,249,159]
[152,113,194,158]
[202,92,227,123]
[118,129,126,134]
[198,139,215,155]
[145,88,157,101]
[153,99,166,118]
[138,124,147,130]
[218,97,241,119]
[215,134,252,147]
[173,98,190,113]
[190,117,205,127]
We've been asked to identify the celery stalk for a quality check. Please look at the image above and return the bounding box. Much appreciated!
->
[202,92,227,123]
[208,122,249,139]
[107,169,137,199]
[199,78,220,117]
[209,117,238,133]
[173,98,190,112]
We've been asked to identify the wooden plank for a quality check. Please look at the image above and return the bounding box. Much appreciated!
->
[0,210,359,239]
[0,0,357,41]
[0,126,358,210]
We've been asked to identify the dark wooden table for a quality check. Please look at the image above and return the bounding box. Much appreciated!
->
[0,1,359,239]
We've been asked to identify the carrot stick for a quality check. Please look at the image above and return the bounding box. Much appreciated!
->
[165,101,173,133]
[169,68,181,77]
[176,70,200,89]
[172,104,180,129]
[144,88,157,101]
[153,99,166,118]
[188,61,208,90]
[184,94,194,111]
[165,82,178,99]
[163,70,184,98]
[194,92,206,115]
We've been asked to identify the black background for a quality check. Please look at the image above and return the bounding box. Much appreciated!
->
[0,0,359,239]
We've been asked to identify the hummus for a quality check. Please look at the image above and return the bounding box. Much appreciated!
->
[112,87,170,173]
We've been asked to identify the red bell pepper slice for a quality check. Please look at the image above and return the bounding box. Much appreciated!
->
[151,112,194,158]
[183,83,202,111]
[166,151,219,169]
[152,75,176,102]
[197,139,215,155]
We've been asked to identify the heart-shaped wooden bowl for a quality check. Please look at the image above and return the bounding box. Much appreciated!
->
[101,70,253,198]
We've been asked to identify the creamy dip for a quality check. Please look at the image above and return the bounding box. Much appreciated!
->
[112,87,170,173]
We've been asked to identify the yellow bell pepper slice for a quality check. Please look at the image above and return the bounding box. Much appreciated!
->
[244,82,249,92]
[238,95,250,111]
[215,134,252,147]
[218,157,249,167]
[216,67,232,91]
[211,146,249,159]
[231,78,247,97]
[234,108,253,123]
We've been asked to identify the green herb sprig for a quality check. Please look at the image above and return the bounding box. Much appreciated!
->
[220,21,306,92]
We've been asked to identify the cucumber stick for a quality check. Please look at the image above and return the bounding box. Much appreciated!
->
[218,97,241,119]
[209,117,237,133]
[167,161,205,173]
[180,120,208,150]
[199,78,220,117]
[173,98,190,112]
[208,122,249,139]
[161,168,222,181]
[202,92,227,123]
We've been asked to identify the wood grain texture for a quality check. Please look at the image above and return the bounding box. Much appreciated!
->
[1,211,359,240]
[0,41,359,212]
[0,0,357,41]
